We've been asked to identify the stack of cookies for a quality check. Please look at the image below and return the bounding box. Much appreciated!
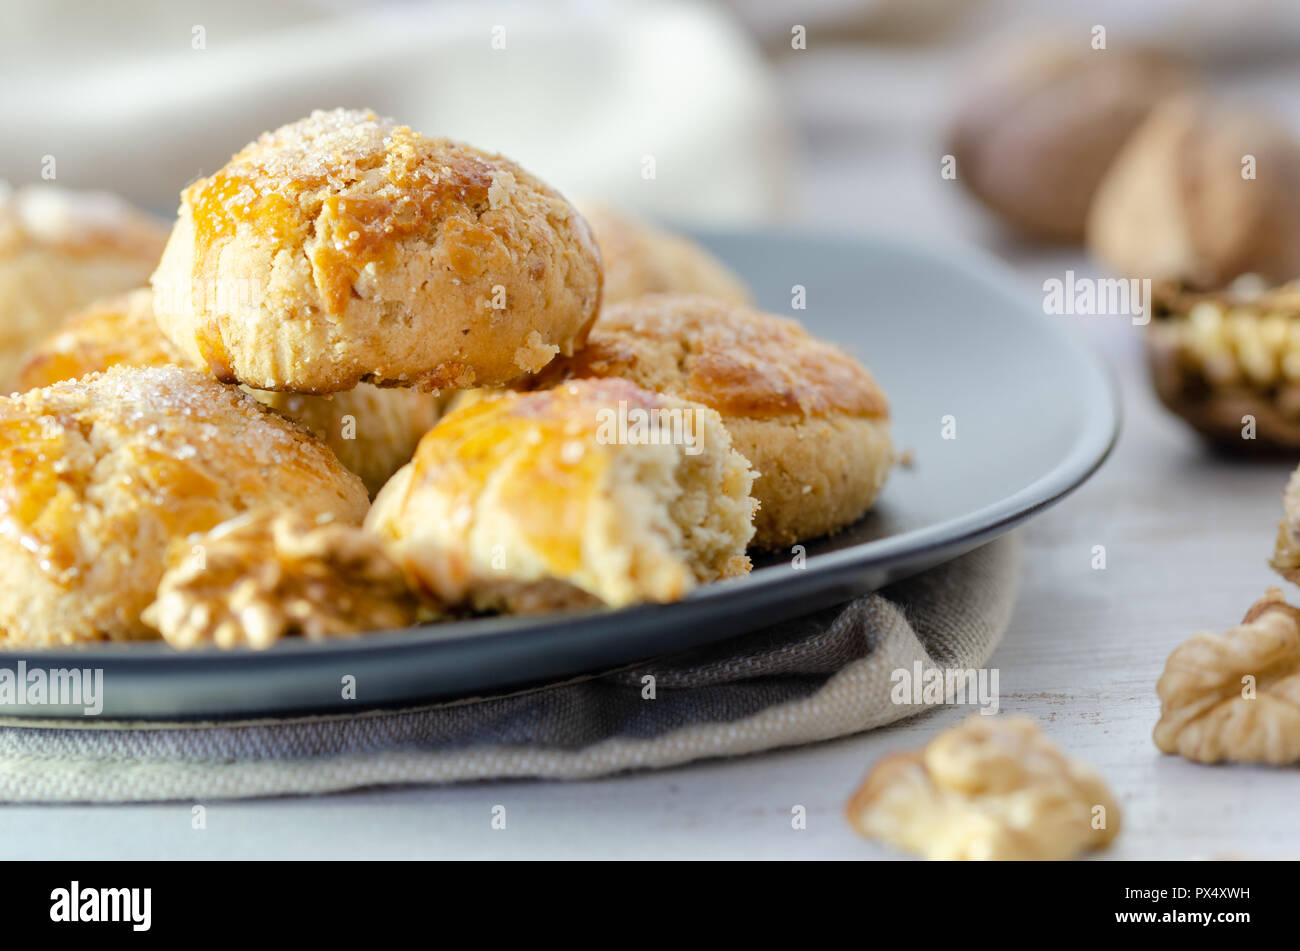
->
[0,109,893,649]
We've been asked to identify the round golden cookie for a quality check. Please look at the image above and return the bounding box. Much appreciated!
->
[16,289,444,495]
[0,365,370,646]
[577,202,750,305]
[523,294,893,548]
[367,378,756,613]
[0,183,167,389]
[151,108,603,393]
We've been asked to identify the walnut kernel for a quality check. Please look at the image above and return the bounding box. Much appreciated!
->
[846,715,1120,860]
[143,509,431,650]
[1154,589,1300,764]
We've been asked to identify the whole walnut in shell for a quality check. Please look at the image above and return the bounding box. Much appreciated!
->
[1089,96,1300,289]
[948,43,1186,240]
[846,715,1120,860]
[1154,589,1300,764]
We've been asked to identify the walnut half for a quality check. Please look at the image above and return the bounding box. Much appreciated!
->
[143,509,432,650]
[846,716,1120,860]
[1154,589,1300,764]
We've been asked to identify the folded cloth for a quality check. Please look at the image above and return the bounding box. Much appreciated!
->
[0,534,1020,803]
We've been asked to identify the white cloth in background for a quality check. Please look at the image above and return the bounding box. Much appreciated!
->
[0,0,792,222]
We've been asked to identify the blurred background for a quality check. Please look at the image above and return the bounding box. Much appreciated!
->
[9,0,1300,401]
[6,0,1300,237]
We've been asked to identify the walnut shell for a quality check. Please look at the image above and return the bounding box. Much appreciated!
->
[1154,589,1300,764]
[1146,277,1300,451]
[1089,96,1300,289]
[948,43,1186,241]
[846,715,1120,860]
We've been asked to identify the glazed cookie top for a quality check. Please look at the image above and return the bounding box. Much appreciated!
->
[377,379,679,575]
[152,109,602,393]
[530,294,890,420]
[184,109,496,317]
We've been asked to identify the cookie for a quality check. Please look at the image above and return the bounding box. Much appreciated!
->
[0,365,369,645]
[0,183,167,388]
[366,378,756,612]
[519,294,892,548]
[578,201,750,305]
[17,289,443,494]
[151,108,602,393]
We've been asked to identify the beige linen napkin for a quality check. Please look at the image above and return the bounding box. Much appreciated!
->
[0,535,1019,803]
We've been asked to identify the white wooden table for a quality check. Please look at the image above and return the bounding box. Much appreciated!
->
[7,28,1300,862]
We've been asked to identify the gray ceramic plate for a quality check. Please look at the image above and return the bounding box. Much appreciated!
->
[1,229,1118,719]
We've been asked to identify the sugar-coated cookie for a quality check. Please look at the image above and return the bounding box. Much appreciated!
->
[0,366,369,645]
[17,289,443,494]
[367,378,756,612]
[151,108,602,393]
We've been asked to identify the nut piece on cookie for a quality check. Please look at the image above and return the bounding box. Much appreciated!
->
[577,202,751,306]
[0,366,369,645]
[151,108,602,393]
[846,715,1121,860]
[0,183,168,389]
[145,509,429,650]
[1154,589,1300,765]
[16,288,443,495]
[367,378,757,613]
[518,294,892,548]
